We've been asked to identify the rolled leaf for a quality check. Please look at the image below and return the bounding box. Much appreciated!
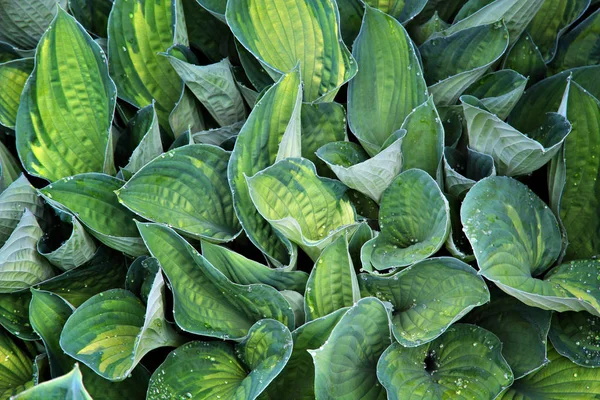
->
[0,175,45,246]
[443,147,496,199]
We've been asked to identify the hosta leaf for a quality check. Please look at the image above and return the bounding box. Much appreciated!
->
[444,194,475,262]
[226,0,356,102]
[147,319,292,400]
[316,137,404,203]
[16,8,116,182]
[503,33,547,86]
[12,364,91,400]
[61,285,182,381]
[551,9,600,73]
[247,158,357,261]
[305,235,359,321]
[362,169,450,270]
[444,0,545,44]
[169,86,206,138]
[0,175,44,247]
[549,312,600,367]
[192,122,243,146]
[417,0,470,23]
[462,176,600,314]
[183,0,230,62]
[235,41,273,92]
[466,293,552,378]
[0,210,54,293]
[337,0,364,46]
[69,0,114,37]
[137,222,296,338]
[464,69,528,119]
[527,0,591,61]
[0,0,67,50]
[421,22,509,106]
[201,241,308,292]
[0,141,21,193]
[499,344,600,399]
[166,56,246,127]
[0,329,33,398]
[310,297,391,400]
[0,291,37,340]
[228,70,301,268]
[377,324,513,400]
[400,96,444,178]
[462,95,571,176]
[348,5,427,156]
[364,0,427,23]
[117,144,241,242]
[0,59,33,129]
[108,0,185,131]
[443,147,496,199]
[361,257,488,347]
[39,173,147,257]
[410,11,450,45]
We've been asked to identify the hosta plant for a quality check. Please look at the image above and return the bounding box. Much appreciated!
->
[0,0,599,399]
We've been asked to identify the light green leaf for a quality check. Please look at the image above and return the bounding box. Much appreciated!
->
[0,175,45,247]
[0,58,33,129]
[116,144,241,242]
[39,173,146,257]
[364,0,427,23]
[310,297,391,400]
[0,141,21,193]
[147,319,292,400]
[421,22,509,106]
[192,121,243,146]
[317,137,404,203]
[503,32,547,86]
[228,70,301,268]
[69,0,113,37]
[108,0,185,132]
[247,158,357,261]
[201,241,308,292]
[305,235,359,321]
[120,104,163,181]
[464,69,528,119]
[166,56,246,127]
[550,9,600,73]
[348,5,427,156]
[362,169,450,270]
[0,290,37,340]
[61,284,182,381]
[0,329,33,398]
[0,0,67,50]
[16,8,116,182]
[0,210,54,293]
[360,257,488,346]
[549,312,600,367]
[226,0,357,102]
[377,324,513,400]
[499,344,600,399]
[466,293,552,378]
[12,364,91,400]
[443,147,496,199]
[137,222,296,338]
[462,95,571,176]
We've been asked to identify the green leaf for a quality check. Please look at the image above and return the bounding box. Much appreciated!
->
[409,11,450,45]
[0,329,33,398]
[336,0,364,46]
[116,144,241,242]
[362,169,450,270]
[137,222,296,338]
[192,122,243,146]
[235,40,273,92]
[247,158,357,261]
[550,9,600,73]
[69,0,114,37]
[0,175,45,247]
[201,241,308,292]
[196,0,227,18]
[348,5,427,156]
[0,0,67,50]
[420,22,509,106]
[443,147,496,199]
[228,69,301,268]
[147,319,292,400]
[60,285,182,381]
[166,56,246,127]
[549,312,600,367]
[108,0,185,132]
[360,257,488,346]
[0,210,54,293]
[364,0,427,23]
[316,137,404,203]
[226,0,357,102]
[400,97,444,178]
[0,141,21,193]
[12,364,92,400]
[310,297,391,400]
[0,291,37,340]
[499,344,600,399]
[0,58,33,129]
[183,0,230,62]
[503,32,547,86]
[466,293,552,378]
[15,8,116,182]
[39,173,147,257]
[377,324,513,400]
[462,95,571,176]
[464,69,528,119]
[305,235,359,321]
